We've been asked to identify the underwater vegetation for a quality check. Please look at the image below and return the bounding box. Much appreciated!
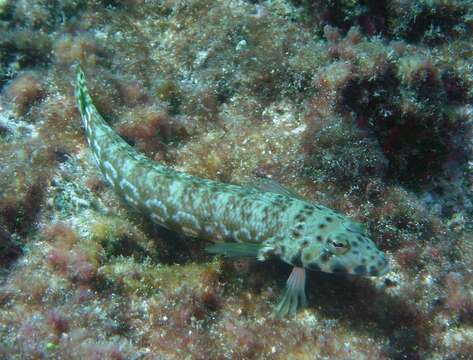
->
[0,0,472,359]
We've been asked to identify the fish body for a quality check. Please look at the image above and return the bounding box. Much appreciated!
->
[75,67,389,316]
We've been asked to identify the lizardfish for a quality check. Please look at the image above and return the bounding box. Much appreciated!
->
[75,67,389,316]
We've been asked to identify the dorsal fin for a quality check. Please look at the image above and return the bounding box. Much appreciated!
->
[249,177,305,200]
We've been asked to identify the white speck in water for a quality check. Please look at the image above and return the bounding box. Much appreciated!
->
[236,39,248,51]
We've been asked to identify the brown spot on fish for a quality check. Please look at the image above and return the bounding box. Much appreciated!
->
[369,266,379,276]
[354,265,366,275]
[295,213,306,222]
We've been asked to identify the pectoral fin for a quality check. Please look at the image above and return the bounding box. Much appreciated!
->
[273,266,307,317]
[206,242,262,258]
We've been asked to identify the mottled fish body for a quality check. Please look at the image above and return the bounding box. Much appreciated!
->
[75,67,389,316]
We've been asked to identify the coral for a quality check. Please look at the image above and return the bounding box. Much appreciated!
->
[441,271,473,325]
[0,148,46,239]
[293,0,473,43]
[88,215,157,261]
[303,114,388,189]
[116,107,189,156]
[294,0,390,36]
[53,35,106,68]
[388,0,473,44]
[0,29,52,86]
[154,79,182,114]
[10,0,88,31]
[45,223,100,284]
[0,224,21,267]
[0,0,472,358]
[293,2,473,197]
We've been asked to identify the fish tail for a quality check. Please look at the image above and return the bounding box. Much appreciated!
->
[74,65,89,119]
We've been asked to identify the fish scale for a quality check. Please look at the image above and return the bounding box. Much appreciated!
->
[75,66,389,316]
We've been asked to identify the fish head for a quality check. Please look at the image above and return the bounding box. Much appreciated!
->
[317,220,389,276]
[283,206,389,277]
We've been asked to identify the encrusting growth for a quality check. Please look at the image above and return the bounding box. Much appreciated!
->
[75,66,389,316]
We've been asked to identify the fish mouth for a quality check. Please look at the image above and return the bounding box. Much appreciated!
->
[369,258,390,277]
[378,260,390,276]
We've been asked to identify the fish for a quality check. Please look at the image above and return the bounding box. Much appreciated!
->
[74,66,389,316]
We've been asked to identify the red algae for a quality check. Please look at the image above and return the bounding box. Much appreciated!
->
[116,108,189,156]
[6,73,45,116]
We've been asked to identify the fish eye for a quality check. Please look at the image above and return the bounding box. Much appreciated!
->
[327,236,350,255]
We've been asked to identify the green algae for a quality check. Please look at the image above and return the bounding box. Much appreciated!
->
[99,257,221,297]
